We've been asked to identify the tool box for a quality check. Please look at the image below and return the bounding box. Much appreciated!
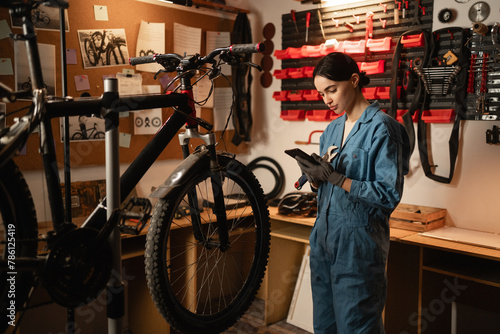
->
[389,203,446,232]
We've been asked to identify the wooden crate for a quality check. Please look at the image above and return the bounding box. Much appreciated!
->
[389,204,446,232]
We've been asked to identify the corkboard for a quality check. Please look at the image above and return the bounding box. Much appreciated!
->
[0,1,248,170]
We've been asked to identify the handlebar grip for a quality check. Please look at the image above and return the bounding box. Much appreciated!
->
[230,43,265,54]
[129,55,156,65]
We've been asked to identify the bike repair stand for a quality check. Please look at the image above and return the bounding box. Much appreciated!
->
[104,78,125,333]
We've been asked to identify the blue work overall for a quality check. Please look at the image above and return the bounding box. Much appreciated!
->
[310,102,410,333]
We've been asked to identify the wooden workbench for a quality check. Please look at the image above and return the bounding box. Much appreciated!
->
[264,207,500,333]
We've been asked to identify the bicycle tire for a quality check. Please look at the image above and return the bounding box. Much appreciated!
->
[93,131,105,139]
[71,132,83,140]
[0,159,38,331]
[106,45,125,66]
[145,154,270,334]
[84,38,98,66]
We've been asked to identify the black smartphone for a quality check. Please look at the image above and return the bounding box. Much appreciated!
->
[284,148,319,165]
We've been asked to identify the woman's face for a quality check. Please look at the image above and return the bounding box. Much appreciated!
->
[314,74,358,114]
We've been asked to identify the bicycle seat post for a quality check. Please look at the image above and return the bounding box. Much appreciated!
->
[103,77,125,333]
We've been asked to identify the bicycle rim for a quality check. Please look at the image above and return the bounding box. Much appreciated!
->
[0,160,38,331]
[145,154,270,334]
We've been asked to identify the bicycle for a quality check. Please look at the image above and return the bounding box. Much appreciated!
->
[84,30,126,67]
[71,116,105,140]
[0,1,270,333]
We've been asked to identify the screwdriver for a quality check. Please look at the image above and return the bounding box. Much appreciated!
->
[305,12,311,42]
[291,10,299,34]
[317,9,326,40]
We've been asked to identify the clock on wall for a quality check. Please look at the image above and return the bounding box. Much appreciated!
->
[468,1,490,22]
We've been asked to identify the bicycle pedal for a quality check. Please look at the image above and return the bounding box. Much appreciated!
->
[118,197,152,235]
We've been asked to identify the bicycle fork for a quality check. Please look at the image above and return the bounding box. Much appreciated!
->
[178,128,230,251]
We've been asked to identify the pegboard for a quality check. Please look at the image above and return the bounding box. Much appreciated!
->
[273,0,500,123]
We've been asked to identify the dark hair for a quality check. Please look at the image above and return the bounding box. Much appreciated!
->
[313,52,370,90]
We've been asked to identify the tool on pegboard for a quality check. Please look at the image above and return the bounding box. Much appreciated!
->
[317,10,326,41]
[291,10,299,34]
[305,12,311,42]
[394,0,401,25]
[486,125,500,144]
[294,130,323,145]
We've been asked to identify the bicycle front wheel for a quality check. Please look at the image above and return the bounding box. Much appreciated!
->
[145,154,270,334]
[0,160,38,331]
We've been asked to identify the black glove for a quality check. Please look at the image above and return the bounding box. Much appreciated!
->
[296,153,346,187]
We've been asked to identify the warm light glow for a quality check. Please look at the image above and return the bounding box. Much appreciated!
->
[321,0,367,7]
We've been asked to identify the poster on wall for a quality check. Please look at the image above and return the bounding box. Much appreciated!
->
[60,115,106,142]
[77,29,130,69]
[10,3,69,31]
[15,41,56,97]
[135,20,165,73]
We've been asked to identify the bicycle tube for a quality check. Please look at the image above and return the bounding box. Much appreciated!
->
[0,160,38,332]
[145,153,270,334]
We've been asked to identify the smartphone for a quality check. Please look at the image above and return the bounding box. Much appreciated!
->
[284,148,319,165]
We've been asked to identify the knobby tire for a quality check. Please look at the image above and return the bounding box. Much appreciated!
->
[0,160,38,331]
[145,154,270,334]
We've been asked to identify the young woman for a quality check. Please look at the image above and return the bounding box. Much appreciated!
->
[295,52,411,333]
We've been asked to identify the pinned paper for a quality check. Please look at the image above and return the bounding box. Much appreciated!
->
[206,31,231,76]
[94,5,109,21]
[74,75,90,91]
[134,108,162,135]
[173,22,201,56]
[122,69,135,75]
[119,132,131,148]
[0,20,12,40]
[66,49,77,65]
[136,20,165,73]
[0,58,13,75]
[214,87,234,131]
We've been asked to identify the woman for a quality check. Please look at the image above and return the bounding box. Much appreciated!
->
[296,52,410,333]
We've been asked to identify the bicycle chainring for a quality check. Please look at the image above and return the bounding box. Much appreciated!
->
[44,228,112,308]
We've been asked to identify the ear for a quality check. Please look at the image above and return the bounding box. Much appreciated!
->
[350,73,360,88]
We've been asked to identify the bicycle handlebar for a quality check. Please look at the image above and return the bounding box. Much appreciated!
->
[129,43,265,67]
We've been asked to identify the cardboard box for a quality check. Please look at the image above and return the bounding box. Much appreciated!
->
[389,204,446,232]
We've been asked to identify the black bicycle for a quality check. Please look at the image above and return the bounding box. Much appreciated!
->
[0,1,269,333]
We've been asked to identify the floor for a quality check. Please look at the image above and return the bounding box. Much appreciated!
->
[224,298,311,334]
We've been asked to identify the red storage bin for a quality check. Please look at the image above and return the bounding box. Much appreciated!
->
[358,60,385,75]
[421,109,455,123]
[321,41,344,55]
[302,45,323,58]
[273,69,290,79]
[303,66,314,78]
[288,67,306,79]
[274,49,289,59]
[366,37,392,52]
[401,33,424,48]
[272,91,289,101]
[303,89,322,101]
[395,109,409,123]
[306,110,332,121]
[362,87,377,99]
[376,86,401,100]
[280,110,306,121]
[343,40,366,54]
[287,47,303,59]
[288,90,304,101]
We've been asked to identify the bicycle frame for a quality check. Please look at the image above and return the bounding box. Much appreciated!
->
[0,2,221,258]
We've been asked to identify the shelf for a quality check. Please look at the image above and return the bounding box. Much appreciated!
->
[192,0,249,14]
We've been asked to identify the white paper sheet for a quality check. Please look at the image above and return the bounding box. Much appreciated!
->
[173,22,201,56]
[421,227,500,250]
[213,87,234,131]
[206,31,231,76]
[116,73,143,95]
[15,41,56,97]
[136,20,165,73]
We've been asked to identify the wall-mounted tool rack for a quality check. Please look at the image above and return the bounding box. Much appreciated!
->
[274,0,499,123]
[465,24,500,120]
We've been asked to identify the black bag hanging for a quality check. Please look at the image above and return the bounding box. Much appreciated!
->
[389,29,430,155]
[231,12,253,146]
[416,27,470,184]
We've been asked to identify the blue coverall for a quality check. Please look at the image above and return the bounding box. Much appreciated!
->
[310,102,410,333]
